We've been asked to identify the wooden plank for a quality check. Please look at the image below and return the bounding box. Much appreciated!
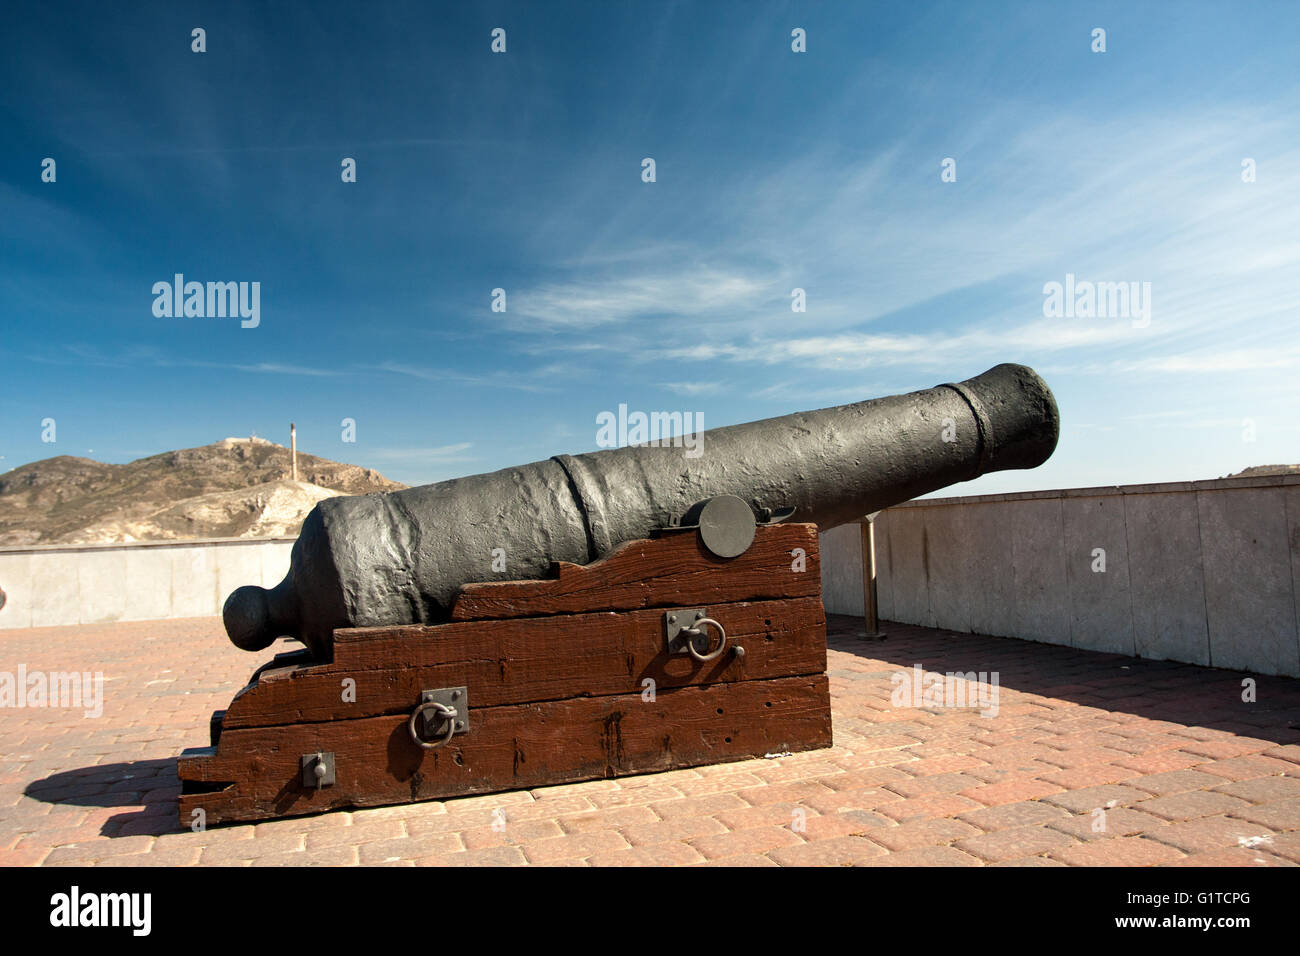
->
[220,596,826,729]
[446,523,820,621]
[179,674,832,825]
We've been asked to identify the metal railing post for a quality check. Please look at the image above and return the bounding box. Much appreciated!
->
[860,512,886,640]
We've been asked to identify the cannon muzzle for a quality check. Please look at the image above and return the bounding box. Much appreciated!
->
[225,362,1059,657]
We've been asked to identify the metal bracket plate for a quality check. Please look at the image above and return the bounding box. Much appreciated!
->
[665,608,711,656]
[301,751,335,788]
[419,686,470,737]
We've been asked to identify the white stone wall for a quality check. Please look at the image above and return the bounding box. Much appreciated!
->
[0,538,294,629]
[821,475,1300,677]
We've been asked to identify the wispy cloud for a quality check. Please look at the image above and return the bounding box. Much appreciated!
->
[1111,347,1300,374]
[228,362,340,377]
[372,361,557,392]
[647,319,1152,372]
[17,345,346,377]
[662,381,724,396]
[509,266,783,330]
[366,442,475,463]
[495,105,1300,390]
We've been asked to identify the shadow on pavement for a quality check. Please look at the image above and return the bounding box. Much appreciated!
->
[25,757,183,838]
[826,614,1300,750]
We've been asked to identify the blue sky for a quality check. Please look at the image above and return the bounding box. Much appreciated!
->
[2,1,1298,493]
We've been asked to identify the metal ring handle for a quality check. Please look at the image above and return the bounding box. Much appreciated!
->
[683,618,728,663]
[408,700,458,750]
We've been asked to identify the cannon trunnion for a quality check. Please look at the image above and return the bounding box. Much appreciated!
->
[178,518,832,825]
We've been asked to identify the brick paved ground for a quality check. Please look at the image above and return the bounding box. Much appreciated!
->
[1,613,1298,866]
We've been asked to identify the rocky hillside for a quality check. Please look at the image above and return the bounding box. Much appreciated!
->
[0,438,406,545]
[1227,464,1300,478]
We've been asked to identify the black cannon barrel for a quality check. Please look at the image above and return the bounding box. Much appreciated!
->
[225,363,1059,658]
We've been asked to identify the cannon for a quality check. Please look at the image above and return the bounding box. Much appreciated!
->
[225,363,1058,660]
[181,363,1058,824]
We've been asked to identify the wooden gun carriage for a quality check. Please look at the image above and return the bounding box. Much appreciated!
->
[179,516,832,825]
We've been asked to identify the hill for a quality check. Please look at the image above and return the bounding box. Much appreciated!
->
[0,438,406,545]
[1226,464,1300,478]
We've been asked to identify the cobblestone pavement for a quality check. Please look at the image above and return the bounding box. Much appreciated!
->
[2,613,1298,866]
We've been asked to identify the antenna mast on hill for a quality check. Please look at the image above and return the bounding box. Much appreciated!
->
[290,423,298,482]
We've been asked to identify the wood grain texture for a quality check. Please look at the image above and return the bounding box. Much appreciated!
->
[178,523,832,826]
[220,596,825,729]
[447,522,819,620]
[179,674,832,825]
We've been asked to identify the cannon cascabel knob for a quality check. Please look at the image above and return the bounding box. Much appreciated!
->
[223,585,278,652]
